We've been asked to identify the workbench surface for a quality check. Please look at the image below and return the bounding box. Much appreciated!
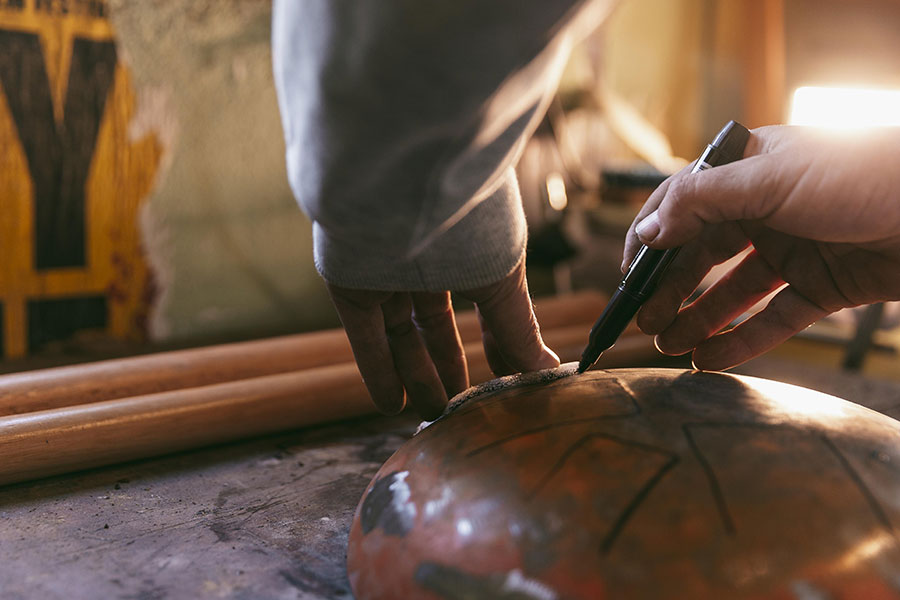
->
[1,358,898,600]
[0,412,420,600]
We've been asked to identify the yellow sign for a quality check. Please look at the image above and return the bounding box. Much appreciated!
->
[0,0,161,357]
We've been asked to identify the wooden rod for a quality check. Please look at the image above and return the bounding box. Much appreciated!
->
[0,292,608,416]
[0,363,372,486]
[0,324,656,487]
[0,331,351,416]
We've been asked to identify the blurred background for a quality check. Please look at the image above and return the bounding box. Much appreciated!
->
[0,0,897,376]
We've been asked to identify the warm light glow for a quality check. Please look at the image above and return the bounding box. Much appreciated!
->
[790,86,900,128]
[742,376,850,420]
[545,172,568,211]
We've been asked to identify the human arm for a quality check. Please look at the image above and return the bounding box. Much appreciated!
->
[272,1,612,418]
[622,125,900,370]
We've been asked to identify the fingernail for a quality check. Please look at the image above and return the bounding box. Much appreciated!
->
[533,345,561,371]
[652,335,666,355]
[691,337,733,372]
[635,211,661,243]
[379,396,406,416]
[690,354,706,372]
[653,335,689,357]
[636,313,659,336]
[691,353,719,372]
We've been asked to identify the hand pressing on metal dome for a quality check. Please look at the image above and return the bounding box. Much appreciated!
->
[327,258,559,421]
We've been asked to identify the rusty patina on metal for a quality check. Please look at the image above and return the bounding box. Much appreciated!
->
[348,366,900,599]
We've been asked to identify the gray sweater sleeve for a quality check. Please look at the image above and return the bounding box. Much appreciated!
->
[272,0,609,291]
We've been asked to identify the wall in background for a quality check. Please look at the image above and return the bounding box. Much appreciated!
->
[601,0,788,157]
[4,0,895,360]
[107,0,339,344]
[601,0,707,158]
[785,0,900,91]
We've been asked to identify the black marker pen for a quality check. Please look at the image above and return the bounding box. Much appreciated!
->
[577,120,750,373]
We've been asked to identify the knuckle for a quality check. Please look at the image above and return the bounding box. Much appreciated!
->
[385,319,415,341]
[737,271,778,298]
[688,305,723,339]
[412,304,454,329]
[329,287,390,310]
[495,327,543,364]
[664,176,710,228]
[760,304,798,336]
[658,258,701,304]
[664,177,694,211]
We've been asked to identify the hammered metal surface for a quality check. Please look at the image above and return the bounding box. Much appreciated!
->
[348,367,900,600]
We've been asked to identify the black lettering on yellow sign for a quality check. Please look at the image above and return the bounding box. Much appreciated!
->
[0,30,116,269]
[0,0,24,12]
[0,4,161,358]
[33,0,107,18]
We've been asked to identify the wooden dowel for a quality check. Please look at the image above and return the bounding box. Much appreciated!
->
[0,363,373,486]
[0,332,352,416]
[0,292,609,416]
[0,325,656,487]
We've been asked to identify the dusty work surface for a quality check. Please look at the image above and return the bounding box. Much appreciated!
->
[0,412,420,600]
[1,361,899,600]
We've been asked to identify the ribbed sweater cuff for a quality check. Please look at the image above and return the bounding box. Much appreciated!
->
[313,175,527,291]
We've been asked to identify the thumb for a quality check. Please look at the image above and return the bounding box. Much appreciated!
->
[461,260,559,376]
[636,152,784,249]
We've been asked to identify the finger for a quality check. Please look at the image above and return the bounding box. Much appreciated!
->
[655,249,784,355]
[690,285,830,371]
[622,162,695,272]
[629,126,776,253]
[636,222,750,335]
[327,286,405,415]
[382,293,448,420]
[411,291,469,398]
[475,311,516,376]
[462,260,560,376]
[635,152,787,249]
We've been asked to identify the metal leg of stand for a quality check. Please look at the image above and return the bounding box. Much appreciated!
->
[842,303,885,371]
